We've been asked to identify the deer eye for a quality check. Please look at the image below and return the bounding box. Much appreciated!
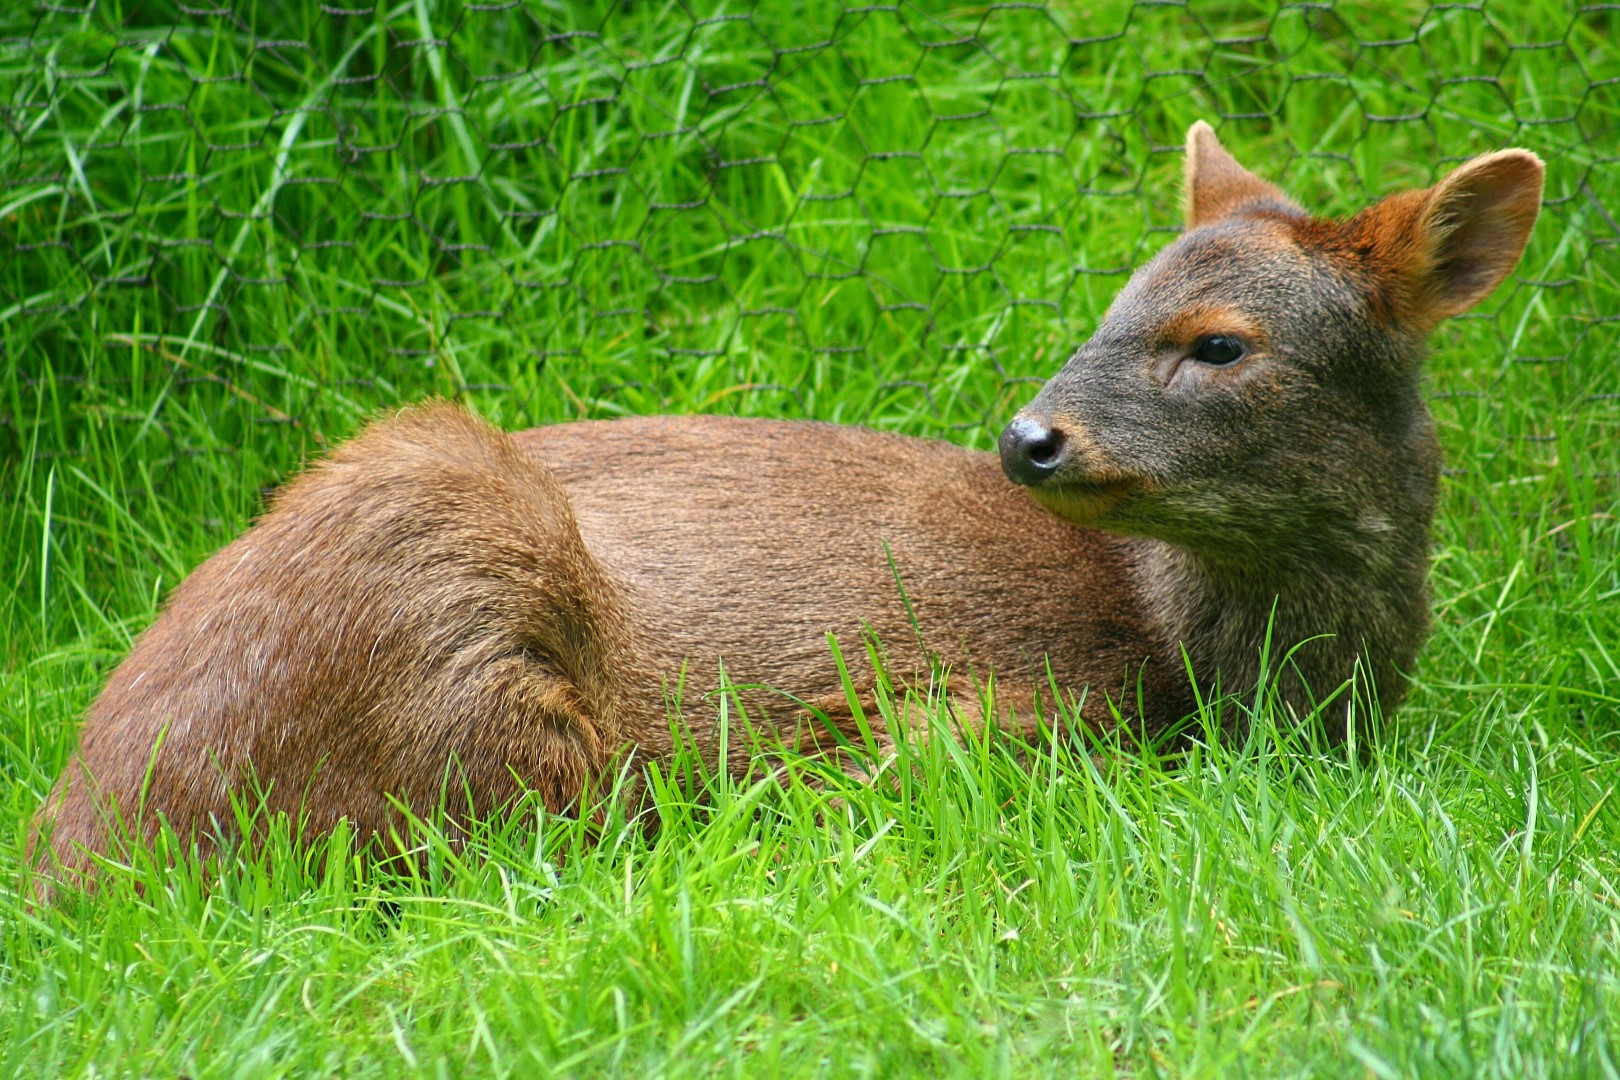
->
[1192,335,1246,366]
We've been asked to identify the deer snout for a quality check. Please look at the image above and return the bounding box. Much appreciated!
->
[999,416,1068,486]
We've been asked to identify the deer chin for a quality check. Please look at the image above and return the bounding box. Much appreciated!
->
[1026,477,1139,526]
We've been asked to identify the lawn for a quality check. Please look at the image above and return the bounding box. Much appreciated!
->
[2,0,1618,1075]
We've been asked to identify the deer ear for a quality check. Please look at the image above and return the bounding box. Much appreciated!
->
[1406,149,1544,322]
[1183,121,1300,229]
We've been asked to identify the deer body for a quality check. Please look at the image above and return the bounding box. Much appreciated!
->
[515,414,1183,729]
[39,412,1184,871]
[32,125,1544,887]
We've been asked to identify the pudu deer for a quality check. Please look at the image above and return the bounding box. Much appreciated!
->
[32,123,1544,888]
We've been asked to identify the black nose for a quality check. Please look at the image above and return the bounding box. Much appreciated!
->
[999,417,1067,486]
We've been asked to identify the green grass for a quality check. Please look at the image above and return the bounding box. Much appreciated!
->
[3,0,1619,1075]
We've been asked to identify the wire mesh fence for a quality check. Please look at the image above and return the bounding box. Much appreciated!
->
[2,1,1616,512]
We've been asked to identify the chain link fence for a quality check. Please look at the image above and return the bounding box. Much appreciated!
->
[2,1,1615,523]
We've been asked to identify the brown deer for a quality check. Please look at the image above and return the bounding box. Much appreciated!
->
[30,123,1543,889]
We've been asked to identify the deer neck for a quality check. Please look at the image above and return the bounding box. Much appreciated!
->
[1129,497,1435,726]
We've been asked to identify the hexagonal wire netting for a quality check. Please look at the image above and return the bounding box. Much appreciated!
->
[1,1,1616,518]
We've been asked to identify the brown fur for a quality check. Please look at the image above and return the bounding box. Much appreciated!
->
[1184,121,1302,228]
[1155,304,1268,352]
[29,124,1544,894]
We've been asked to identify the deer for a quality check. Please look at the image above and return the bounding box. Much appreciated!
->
[29,123,1544,892]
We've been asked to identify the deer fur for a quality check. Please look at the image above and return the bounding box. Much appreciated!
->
[30,123,1544,891]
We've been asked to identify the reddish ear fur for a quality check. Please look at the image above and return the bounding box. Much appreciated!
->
[1414,150,1545,320]
[1343,149,1545,330]
[1183,120,1302,229]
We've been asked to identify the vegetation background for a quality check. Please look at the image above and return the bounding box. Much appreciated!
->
[1,0,1616,1074]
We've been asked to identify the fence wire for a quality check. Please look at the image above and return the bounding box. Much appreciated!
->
[1,1,1616,510]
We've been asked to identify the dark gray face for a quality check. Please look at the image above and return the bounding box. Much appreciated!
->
[1000,215,1425,558]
